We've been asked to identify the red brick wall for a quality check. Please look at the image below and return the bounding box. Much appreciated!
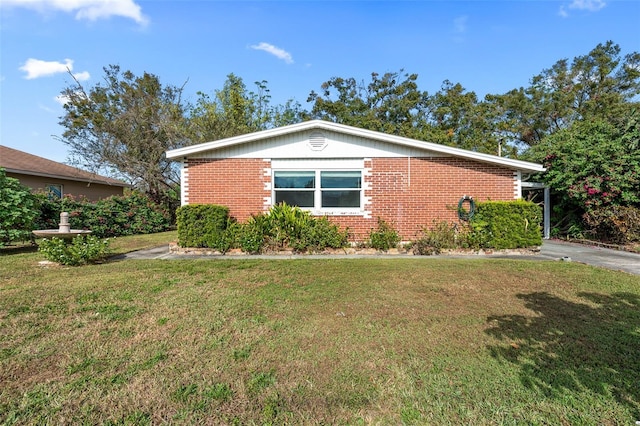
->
[184,157,517,242]
[185,158,269,221]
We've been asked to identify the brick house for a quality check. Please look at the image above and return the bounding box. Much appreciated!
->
[166,120,545,241]
[0,145,129,201]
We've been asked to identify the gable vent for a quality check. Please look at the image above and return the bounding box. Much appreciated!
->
[308,131,327,151]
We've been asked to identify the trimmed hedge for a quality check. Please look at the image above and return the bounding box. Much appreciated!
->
[470,200,543,249]
[176,204,232,249]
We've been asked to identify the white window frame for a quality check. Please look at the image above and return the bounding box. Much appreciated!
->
[271,159,365,216]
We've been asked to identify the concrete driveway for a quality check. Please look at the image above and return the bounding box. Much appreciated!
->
[118,240,640,276]
[538,240,640,276]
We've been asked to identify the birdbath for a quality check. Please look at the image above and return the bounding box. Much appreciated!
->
[32,212,92,240]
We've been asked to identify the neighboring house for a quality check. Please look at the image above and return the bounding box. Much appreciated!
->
[166,120,545,241]
[0,145,129,201]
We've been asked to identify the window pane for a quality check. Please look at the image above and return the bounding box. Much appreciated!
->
[322,190,360,208]
[274,171,315,189]
[275,191,314,208]
[321,171,361,189]
[47,184,62,199]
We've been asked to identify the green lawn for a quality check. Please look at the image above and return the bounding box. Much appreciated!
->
[1,232,639,425]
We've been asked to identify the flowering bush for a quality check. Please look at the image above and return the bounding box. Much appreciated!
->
[528,113,639,240]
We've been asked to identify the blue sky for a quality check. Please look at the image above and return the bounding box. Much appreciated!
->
[1,0,638,164]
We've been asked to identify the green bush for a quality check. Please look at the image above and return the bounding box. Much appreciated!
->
[367,218,401,251]
[291,216,350,252]
[470,200,543,249]
[413,221,465,255]
[238,214,269,254]
[36,192,172,238]
[176,204,232,249]
[0,168,40,246]
[240,204,349,254]
[263,203,312,249]
[583,205,640,244]
[38,235,111,266]
[176,203,350,254]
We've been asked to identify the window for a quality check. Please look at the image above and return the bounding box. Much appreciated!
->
[46,184,63,199]
[273,170,362,212]
[320,171,361,208]
[274,171,315,207]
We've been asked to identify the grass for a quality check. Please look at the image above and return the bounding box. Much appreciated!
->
[1,232,639,424]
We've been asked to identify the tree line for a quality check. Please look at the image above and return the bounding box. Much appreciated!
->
[57,40,640,241]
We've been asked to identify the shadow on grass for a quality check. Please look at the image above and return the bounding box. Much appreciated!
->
[0,243,38,255]
[486,292,640,418]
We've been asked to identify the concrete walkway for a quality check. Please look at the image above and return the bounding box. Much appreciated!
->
[116,240,640,276]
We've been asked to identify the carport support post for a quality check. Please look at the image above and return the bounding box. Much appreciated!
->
[543,187,550,239]
[522,182,551,240]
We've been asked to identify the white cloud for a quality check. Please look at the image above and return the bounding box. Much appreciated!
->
[453,15,468,34]
[20,58,73,79]
[250,42,294,64]
[560,0,606,17]
[2,0,148,25]
[452,15,468,43]
[54,94,70,106]
[72,71,91,81]
[19,58,90,80]
[569,0,606,11]
[39,103,56,113]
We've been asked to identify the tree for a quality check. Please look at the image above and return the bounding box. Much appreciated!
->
[0,168,39,246]
[526,108,640,235]
[58,65,190,206]
[307,70,431,138]
[188,74,305,142]
[485,41,640,150]
[426,80,503,155]
[308,71,509,155]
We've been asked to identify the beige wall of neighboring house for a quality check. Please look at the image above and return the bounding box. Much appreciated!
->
[5,172,126,201]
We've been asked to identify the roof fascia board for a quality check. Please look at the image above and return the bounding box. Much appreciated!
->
[4,168,130,187]
[167,120,545,173]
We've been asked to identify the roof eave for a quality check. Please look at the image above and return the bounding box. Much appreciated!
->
[166,120,546,173]
[5,168,130,187]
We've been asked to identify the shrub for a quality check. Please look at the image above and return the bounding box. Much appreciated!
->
[291,216,350,253]
[583,205,640,244]
[238,214,269,254]
[413,221,464,255]
[176,203,350,254]
[240,204,349,254]
[38,235,111,266]
[0,168,40,246]
[36,191,172,238]
[263,203,312,249]
[367,218,400,251]
[470,200,543,249]
[176,204,231,248]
